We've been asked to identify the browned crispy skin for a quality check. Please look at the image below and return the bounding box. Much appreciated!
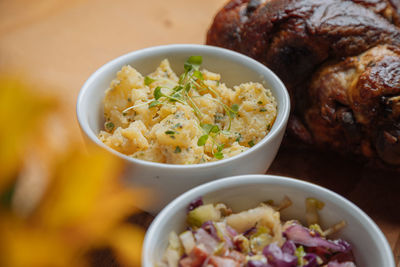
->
[207,0,400,87]
[207,0,400,168]
[305,46,400,164]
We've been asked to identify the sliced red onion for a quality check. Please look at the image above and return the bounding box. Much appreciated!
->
[284,224,350,252]
[215,222,235,249]
[243,226,257,237]
[201,221,220,241]
[226,225,238,238]
[281,240,296,255]
[263,242,297,267]
[303,253,318,267]
[187,197,203,212]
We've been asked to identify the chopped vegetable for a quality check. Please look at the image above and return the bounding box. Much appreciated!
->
[187,204,221,227]
[105,121,114,131]
[160,197,356,267]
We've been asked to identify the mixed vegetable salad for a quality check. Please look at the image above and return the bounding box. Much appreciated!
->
[159,197,356,267]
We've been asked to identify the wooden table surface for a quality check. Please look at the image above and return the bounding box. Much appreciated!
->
[1,0,399,265]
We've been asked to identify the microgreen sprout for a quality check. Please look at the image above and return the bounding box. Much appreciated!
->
[148,100,161,108]
[144,76,156,86]
[121,55,245,160]
[197,135,208,146]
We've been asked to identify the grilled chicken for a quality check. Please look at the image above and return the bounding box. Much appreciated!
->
[207,0,400,168]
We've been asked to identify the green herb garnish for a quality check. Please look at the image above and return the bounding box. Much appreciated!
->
[235,133,242,142]
[248,140,255,147]
[154,87,163,100]
[105,122,114,131]
[144,76,156,86]
[174,146,181,153]
[228,104,239,118]
[197,135,208,146]
[148,100,160,108]
[214,152,223,159]
[260,108,267,112]
[174,123,182,129]
[201,124,220,135]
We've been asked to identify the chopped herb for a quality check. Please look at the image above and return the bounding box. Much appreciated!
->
[127,97,132,102]
[165,130,175,135]
[122,112,127,116]
[257,101,263,105]
[148,100,160,108]
[214,115,223,122]
[248,140,255,147]
[174,123,182,129]
[197,135,208,146]
[154,87,163,100]
[260,108,267,112]
[267,124,271,131]
[144,76,156,86]
[236,133,242,142]
[105,122,114,131]
[174,146,182,153]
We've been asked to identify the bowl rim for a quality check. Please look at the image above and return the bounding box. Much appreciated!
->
[142,174,395,266]
[76,44,290,169]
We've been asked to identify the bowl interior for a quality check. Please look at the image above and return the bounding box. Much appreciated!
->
[143,175,394,267]
[78,44,289,147]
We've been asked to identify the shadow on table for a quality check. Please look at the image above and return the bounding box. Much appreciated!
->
[268,145,400,224]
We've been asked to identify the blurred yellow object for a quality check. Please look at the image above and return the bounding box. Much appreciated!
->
[0,76,146,267]
[0,76,53,192]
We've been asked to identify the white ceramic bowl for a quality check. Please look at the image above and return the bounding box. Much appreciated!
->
[143,175,395,267]
[76,44,290,214]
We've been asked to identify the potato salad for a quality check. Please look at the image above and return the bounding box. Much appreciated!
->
[98,56,277,164]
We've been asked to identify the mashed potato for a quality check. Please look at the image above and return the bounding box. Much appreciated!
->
[98,57,277,164]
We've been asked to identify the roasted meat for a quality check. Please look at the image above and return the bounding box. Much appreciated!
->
[207,0,400,168]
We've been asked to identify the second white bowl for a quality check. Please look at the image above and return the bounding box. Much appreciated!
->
[143,175,395,267]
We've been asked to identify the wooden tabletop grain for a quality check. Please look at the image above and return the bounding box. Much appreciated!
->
[1,0,399,265]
